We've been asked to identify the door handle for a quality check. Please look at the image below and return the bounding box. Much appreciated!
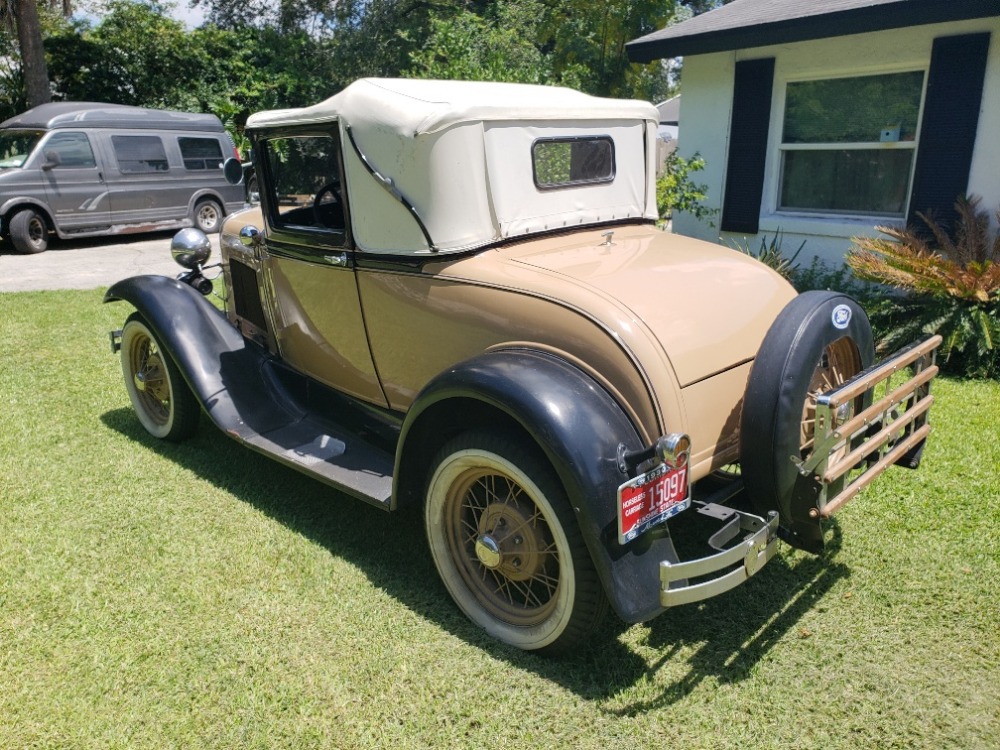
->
[324,252,348,267]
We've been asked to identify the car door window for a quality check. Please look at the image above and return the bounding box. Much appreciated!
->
[263,134,345,233]
[43,132,97,169]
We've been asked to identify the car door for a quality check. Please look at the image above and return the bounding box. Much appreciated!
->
[38,131,112,232]
[255,129,388,407]
[104,132,184,224]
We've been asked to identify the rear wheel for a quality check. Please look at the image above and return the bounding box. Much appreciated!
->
[9,209,48,253]
[120,314,200,441]
[424,431,607,654]
[192,199,223,233]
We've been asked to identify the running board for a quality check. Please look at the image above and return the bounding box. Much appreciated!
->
[105,276,397,508]
[233,417,394,508]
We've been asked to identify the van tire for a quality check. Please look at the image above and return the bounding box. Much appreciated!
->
[9,209,49,254]
[192,199,223,233]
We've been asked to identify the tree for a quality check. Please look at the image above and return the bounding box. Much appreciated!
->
[9,0,51,107]
[407,0,556,85]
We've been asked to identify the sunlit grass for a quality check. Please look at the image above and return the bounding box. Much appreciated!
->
[1,289,997,749]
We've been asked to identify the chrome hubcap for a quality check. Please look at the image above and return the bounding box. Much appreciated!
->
[475,535,502,568]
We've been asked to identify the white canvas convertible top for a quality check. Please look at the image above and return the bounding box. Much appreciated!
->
[247,78,659,134]
[247,79,660,254]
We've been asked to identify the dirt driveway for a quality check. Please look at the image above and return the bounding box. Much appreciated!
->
[0,231,221,292]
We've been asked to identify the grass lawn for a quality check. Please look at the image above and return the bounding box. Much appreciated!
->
[1,289,997,749]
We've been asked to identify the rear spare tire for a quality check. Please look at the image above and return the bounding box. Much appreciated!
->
[740,291,874,552]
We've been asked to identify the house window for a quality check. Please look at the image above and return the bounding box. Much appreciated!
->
[778,71,924,217]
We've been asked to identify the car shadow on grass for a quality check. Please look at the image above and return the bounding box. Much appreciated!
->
[101,408,848,709]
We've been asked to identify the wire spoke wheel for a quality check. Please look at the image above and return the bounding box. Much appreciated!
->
[447,466,561,626]
[120,313,200,442]
[800,337,863,456]
[425,431,606,653]
[127,332,171,426]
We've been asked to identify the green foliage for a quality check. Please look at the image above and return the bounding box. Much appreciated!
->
[656,151,716,223]
[729,230,804,280]
[847,195,1000,378]
[792,257,876,300]
[406,0,554,84]
[2,290,998,749]
[541,0,681,100]
[39,3,343,151]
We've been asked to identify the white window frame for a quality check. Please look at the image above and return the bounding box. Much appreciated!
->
[765,66,929,229]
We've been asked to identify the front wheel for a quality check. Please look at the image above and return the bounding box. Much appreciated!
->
[120,313,200,441]
[9,209,49,253]
[192,199,223,233]
[424,431,607,655]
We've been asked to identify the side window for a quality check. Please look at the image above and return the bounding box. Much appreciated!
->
[262,133,344,232]
[532,137,615,189]
[43,132,97,168]
[111,135,169,173]
[178,137,224,170]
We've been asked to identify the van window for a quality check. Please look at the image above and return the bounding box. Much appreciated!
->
[0,130,43,168]
[179,137,224,170]
[112,135,169,173]
[44,132,97,168]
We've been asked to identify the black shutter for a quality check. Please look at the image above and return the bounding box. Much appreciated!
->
[720,58,775,234]
[908,33,991,232]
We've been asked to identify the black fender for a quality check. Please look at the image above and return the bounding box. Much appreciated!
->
[104,274,295,438]
[396,348,674,624]
[740,291,875,552]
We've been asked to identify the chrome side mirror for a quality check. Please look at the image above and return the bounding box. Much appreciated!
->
[171,227,212,269]
[239,225,262,248]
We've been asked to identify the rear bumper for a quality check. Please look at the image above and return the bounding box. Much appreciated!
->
[660,504,780,607]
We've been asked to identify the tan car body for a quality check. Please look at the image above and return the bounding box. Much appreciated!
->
[221,209,796,483]
[108,78,939,652]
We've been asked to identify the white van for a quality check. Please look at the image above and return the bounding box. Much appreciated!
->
[0,102,245,253]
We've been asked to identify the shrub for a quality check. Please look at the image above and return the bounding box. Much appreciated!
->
[847,196,1000,378]
[792,257,877,301]
[729,230,804,281]
[656,151,717,224]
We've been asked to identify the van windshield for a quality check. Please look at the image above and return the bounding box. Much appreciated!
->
[0,130,43,168]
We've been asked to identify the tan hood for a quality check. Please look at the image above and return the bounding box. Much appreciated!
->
[502,225,797,387]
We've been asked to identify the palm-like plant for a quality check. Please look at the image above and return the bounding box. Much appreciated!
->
[847,196,1000,378]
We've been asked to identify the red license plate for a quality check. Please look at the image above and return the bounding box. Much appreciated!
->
[617,463,690,544]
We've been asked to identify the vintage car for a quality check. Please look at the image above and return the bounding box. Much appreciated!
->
[106,78,940,654]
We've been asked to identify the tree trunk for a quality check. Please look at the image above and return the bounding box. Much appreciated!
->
[16,0,51,108]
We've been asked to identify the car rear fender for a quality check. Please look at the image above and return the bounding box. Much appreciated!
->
[396,348,675,623]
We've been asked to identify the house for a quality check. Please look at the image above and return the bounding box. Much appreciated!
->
[627,0,1000,265]
[655,95,680,172]
[656,94,680,143]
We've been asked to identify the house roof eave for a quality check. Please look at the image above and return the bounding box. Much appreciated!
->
[626,0,999,63]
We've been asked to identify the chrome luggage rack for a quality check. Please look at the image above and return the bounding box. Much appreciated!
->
[793,334,942,519]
